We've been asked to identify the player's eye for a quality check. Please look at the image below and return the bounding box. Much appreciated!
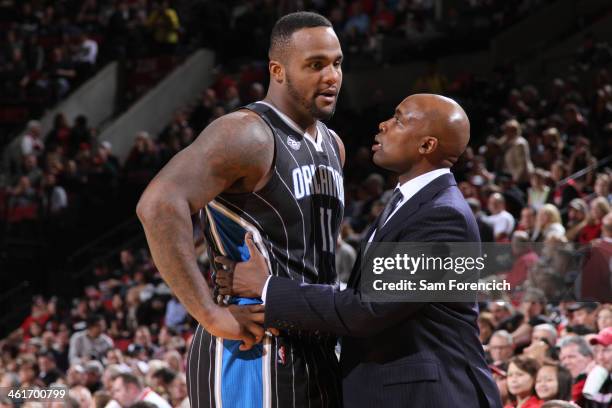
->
[310,62,322,70]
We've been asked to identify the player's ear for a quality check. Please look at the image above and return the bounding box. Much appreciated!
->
[269,60,284,84]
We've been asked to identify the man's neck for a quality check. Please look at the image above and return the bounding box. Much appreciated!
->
[264,93,317,135]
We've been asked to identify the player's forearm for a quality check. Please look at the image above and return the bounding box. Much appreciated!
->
[137,193,215,326]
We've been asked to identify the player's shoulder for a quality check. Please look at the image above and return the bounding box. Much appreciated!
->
[202,109,273,145]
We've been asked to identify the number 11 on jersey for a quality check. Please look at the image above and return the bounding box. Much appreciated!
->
[320,207,334,253]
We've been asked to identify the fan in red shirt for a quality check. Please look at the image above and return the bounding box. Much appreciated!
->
[505,356,544,408]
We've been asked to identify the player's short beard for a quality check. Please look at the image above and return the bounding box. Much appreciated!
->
[286,73,335,121]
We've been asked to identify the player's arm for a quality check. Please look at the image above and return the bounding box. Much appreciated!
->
[136,111,273,340]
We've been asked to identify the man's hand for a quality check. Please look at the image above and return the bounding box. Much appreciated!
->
[203,305,264,350]
[215,232,269,298]
[227,304,267,351]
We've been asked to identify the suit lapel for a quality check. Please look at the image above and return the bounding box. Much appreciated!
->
[372,173,456,244]
[346,173,457,289]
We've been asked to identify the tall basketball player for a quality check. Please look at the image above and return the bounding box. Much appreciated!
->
[136,12,345,408]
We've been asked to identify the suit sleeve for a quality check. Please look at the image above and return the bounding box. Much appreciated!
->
[264,205,470,337]
[264,278,424,337]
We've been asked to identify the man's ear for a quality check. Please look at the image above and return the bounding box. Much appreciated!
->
[269,60,284,84]
[419,136,438,154]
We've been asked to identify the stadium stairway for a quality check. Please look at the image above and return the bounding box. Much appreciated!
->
[97,49,215,163]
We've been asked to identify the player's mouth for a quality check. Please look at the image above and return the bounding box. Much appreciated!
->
[372,136,382,152]
[317,89,337,104]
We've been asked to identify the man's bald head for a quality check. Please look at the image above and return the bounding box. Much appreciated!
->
[372,93,470,182]
[401,94,470,167]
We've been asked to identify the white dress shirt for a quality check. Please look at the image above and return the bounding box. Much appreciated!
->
[262,167,451,301]
[367,167,451,243]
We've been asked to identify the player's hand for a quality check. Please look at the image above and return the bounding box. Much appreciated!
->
[204,305,263,349]
[228,304,268,351]
[215,232,269,298]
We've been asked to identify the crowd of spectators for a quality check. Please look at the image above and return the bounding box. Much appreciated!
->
[1,2,611,408]
[0,0,184,146]
[1,42,612,407]
[0,245,194,408]
[1,0,575,151]
[479,297,612,408]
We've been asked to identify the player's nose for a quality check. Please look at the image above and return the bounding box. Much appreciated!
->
[322,64,340,85]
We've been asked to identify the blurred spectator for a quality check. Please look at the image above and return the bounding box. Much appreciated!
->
[20,120,44,157]
[517,206,537,238]
[490,330,515,366]
[41,47,78,100]
[535,363,573,403]
[72,31,98,75]
[84,360,104,393]
[163,297,187,332]
[577,197,610,244]
[549,161,580,210]
[169,373,189,408]
[532,324,558,348]
[559,336,595,401]
[482,193,515,241]
[479,312,496,345]
[532,204,566,242]
[502,231,538,289]
[124,131,159,187]
[146,1,181,54]
[18,358,43,388]
[413,61,448,94]
[596,305,612,332]
[506,356,542,408]
[336,235,357,288]
[499,119,534,185]
[467,197,495,242]
[68,315,113,365]
[528,169,551,210]
[583,327,612,407]
[565,199,589,242]
[69,384,93,408]
[93,390,112,408]
[223,85,241,112]
[41,172,68,216]
[46,113,72,153]
[580,212,612,302]
[37,350,61,385]
[111,372,171,408]
[568,302,599,334]
[593,173,611,202]
[189,88,218,131]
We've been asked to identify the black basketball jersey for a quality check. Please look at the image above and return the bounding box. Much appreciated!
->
[204,101,345,289]
[189,101,344,408]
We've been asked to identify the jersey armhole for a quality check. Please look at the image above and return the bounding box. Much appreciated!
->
[222,107,279,196]
[324,127,343,164]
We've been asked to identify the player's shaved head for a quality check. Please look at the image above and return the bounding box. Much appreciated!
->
[269,11,332,62]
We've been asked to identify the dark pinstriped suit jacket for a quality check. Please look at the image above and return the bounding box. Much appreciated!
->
[264,173,503,408]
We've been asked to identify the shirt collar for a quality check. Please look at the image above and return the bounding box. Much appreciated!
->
[395,168,451,205]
